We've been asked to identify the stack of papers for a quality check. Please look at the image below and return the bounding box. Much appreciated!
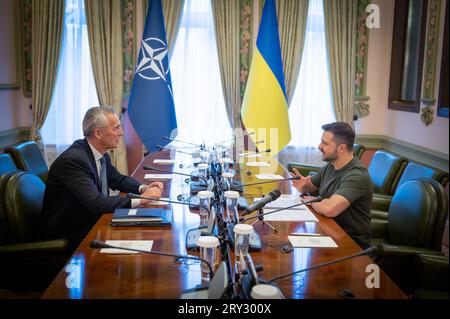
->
[246,161,270,167]
[264,209,318,222]
[253,194,304,209]
[100,240,153,254]
[255,174,284,180]
[144,174,173,180]
[153,159,176,164]
[239,153,263,158]
[288,236,338,248]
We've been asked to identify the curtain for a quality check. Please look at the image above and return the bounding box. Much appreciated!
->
[170,0,232,145]
[162,0,185,54]
[41,0,100,164]
[323,0,358,125]
[30,0,64,149]
[85,0,128,174]
[211,0,241,129]
[276,0,309,106]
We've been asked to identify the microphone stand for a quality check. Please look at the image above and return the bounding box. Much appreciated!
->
[162,136,203,148]
[232,175,300,189]
[250,207,277,233]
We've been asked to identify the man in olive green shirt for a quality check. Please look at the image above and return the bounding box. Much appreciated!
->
[291,122,373,248]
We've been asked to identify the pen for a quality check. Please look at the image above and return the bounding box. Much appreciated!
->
[289,232,322,236]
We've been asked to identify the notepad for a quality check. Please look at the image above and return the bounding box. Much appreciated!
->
[253,194,304,209]
[255,174,284,180]
[144,174,173,180]
[246,161,270,167]
[264,209,318,222]
[239,153,263,158]
[148,198,170,206]
[100,240,154,254]
[288,236,338,248]
[153,159,176,164]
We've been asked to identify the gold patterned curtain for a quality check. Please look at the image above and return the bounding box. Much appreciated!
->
[276,0,309,106]
[30,0,64,148]
[162,0,185,53]
[323,0,358,125]
[211,0,241,129]
[85,0,128,174]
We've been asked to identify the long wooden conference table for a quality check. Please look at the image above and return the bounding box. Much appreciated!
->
[42,150,406,299]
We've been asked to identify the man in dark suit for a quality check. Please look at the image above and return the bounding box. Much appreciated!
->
[42,106,163,250]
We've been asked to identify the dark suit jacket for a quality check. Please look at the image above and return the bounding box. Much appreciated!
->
[41,139,140,248]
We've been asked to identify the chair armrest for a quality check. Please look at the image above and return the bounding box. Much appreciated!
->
[287,162,320,176]
[0,239,68,257]
[415,253,449,290]
[371,210,389,220]
[370,218,388,239]
[377,244,443,260]
[371,194,392,212]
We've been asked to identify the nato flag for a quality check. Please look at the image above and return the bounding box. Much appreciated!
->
[127,0,177,152]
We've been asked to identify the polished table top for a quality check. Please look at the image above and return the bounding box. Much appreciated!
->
[42,150,406,299]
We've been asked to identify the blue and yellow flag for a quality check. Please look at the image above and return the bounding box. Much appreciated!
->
[128,0,177,152]
[241,0,291,155]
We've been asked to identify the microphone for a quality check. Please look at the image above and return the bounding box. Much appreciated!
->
[162,136,203,148]
[266,246,378,284]
[144,165,208,184]
[239,149,271,157]
[232,175,300,189]
[156,145,196,156]
[241,189,282,216]
[216,131,255,145]
[89,240,214,278]
[127,193,210,215]
[238,196,323,223]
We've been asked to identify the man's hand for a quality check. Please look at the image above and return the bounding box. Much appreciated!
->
[139,182,164,194]
[300,194,318,206]
[139,186,162,206]
[290,168,312,193]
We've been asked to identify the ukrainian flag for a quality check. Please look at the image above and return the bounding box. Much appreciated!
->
[241,0,291,156]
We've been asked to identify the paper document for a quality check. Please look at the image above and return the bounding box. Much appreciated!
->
[239,153,263,158]
[153,159,176,164]
[246,161,270,167]
[255,174,284,180]
[264,209,318,222]
[254,194,304,209]
[148,198,170,206]
[144,174,173,180]
[288,236,338,248]
[100,240,154,254]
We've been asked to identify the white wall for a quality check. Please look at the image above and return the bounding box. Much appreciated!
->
[356,0,449,155]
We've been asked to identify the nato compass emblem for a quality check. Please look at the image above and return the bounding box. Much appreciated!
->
[135,37,173,95]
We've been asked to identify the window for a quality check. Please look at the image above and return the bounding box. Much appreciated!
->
[388,0,428,112]
[285,0,335,165]
[41,0,99,160]
[170,0,231,146]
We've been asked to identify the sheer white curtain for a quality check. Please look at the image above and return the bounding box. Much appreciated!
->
[41,0,99,164]
[283,0,335,166]
[170,0,231,147]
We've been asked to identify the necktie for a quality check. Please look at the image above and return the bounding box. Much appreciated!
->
[99,157,108,195]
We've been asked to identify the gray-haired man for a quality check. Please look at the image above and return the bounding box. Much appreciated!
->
[42,107,162,250]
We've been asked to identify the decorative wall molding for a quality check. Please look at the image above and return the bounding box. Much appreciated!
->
[355,0,370,119]
[122,0,137,98]
[421,0,441,106]
[356,134,449,171]
[239,0,253,100]
[0,127,31,149]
